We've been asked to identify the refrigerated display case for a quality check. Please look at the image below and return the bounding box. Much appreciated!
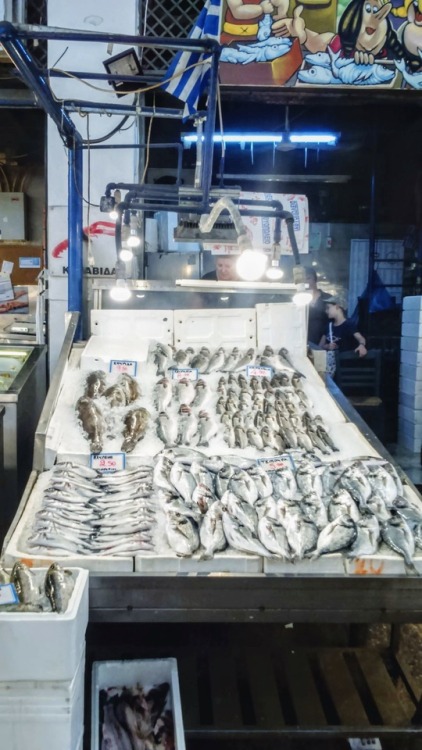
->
[0,343,47,526]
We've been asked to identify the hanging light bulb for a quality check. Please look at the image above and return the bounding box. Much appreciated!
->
[236,249,268,281]
[110,259,132,302]
[266,244,283,281]
[292,283,312,306]
[119,248,134,262]
[109,189,121,220]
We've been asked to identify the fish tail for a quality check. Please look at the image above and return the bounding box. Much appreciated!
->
[405,558,420,576]
[199,551,213,561]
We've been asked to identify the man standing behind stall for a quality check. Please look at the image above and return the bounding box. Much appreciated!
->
[201,254,240,281]
[306,267,332,345]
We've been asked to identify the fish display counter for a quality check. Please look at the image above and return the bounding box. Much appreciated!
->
[4,306,422,624]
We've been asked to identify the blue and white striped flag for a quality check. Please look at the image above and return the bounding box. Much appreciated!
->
[161,0,221,120]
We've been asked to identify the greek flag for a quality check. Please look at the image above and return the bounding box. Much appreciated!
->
[161,0,221,120]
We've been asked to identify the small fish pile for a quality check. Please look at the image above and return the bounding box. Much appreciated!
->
[149,343,336,455]
[298,49,395,87]
[100,681,173,750]
[75,371,149,454]
[152,447,422,573]
[0,561,75,613]
[27,462,156,557]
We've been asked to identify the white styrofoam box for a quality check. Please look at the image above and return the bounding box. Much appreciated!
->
[398,403,422,425]
[400,349,422,367]
[400,376,422,396]
[402,308,422,324]
[264,553,347,575]
[345,548,422,576]
[90,309,174,347]
[400,363,422,382]
[401,323,422,338]
[135,550,262,574]
[0,648,85,750]
[403,295,422,310]
[174,308,256,349]
[80,335,149,373]
[0,568,88,682]
[91,658,185,750]
[399,390,422,411]
[3,472,134,573]
[256,302,307,359]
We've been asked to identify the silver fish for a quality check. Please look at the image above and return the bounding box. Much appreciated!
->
[296,461,323,498]
[200,501,227,559]
[234,425,249,449]
[223,490,258,533]
[157,412,177,447]
[368,465,398,507]
[328,489,360,523]
[170,461,196,505]
[393,496,422,529]
[215,464,235,499]
[198,411,218,447]
[153,346,168,376]
[313,514,357,558]
[173,349,189,367]
[11,562,40,605]
[190,460,214,493]
[176,377,195,406]
[258,516,291,559]
[121,407,150,453]
[166,512,200,556]
[75,396,106,453]
[272,466,297,501]
[347,513,380,558]
[205,347,226,373]
[155,377,173,412]
[162,491,203,524]
[84,370,107,398]
[192,483,216,515]
[247,427,264,451]
[247,465,273,498]
[45,562,74,613]
[177,405,199,446]
[190,351,210,373]
[54,461,98,480]
[336,463,372,507]
[193,379,210,409]
[222,511,272,557]
[223,347,241,372]
[232,348,256,372]
[381,515,419,575]
[229,469,259,506]
[300,492,328,530]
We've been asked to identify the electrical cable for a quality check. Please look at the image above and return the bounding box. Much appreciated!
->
[140,98,154,185]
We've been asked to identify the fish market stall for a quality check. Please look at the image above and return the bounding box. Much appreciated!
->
[4,297,422,625]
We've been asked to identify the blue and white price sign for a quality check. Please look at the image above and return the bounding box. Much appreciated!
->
[109,359,137,376]
[257,453,296,471]
[0,583,19,606]
[171,367,199,382]
[247,365,273,379]
[90,452,126,473]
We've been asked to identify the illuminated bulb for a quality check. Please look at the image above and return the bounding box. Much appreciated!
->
[236,249,268,281]
[110,279,131,302]
[266,260,284,281]
[109,208,118,220]
[127,233,141,248]
[292,283,312,306]
[119,248,134,262]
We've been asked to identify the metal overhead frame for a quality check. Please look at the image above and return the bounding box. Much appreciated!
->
[0,22,301,338]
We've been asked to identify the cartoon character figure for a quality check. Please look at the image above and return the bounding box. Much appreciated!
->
[394,0,422,64]
[221,0,275,43]
[275,0,404,63]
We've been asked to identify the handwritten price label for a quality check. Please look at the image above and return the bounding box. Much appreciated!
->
[257,453,295,472]
[0,583,19,606]
[247,365,273,379]
[90,452,126,473]
[109,359,137,376]
[171,368,198,382]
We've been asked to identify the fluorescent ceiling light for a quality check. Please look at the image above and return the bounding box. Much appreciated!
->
[289,134,337,146]
[182,134,283,144]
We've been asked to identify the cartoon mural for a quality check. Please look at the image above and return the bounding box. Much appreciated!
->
[218,0,422,88]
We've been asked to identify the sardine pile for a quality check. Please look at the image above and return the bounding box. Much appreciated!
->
[100,681,173,750]
[150,343,337,455]
[27,461,156,557]
[0,561,74,613]
[153,447,422,574]
[75,371,149,454]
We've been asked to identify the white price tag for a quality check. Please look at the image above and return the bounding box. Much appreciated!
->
[247,365,273,379]
[109,359,137,376]
[90,452,126,473]
[171,368,199,382]
[257,454,296,471]
[348,740,382,750]
[0,583,19,606]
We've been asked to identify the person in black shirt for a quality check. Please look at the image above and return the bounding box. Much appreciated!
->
[319,295,367,356]
[306,267,332,345]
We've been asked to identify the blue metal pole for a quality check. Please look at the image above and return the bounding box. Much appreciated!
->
[68,144,83,339]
